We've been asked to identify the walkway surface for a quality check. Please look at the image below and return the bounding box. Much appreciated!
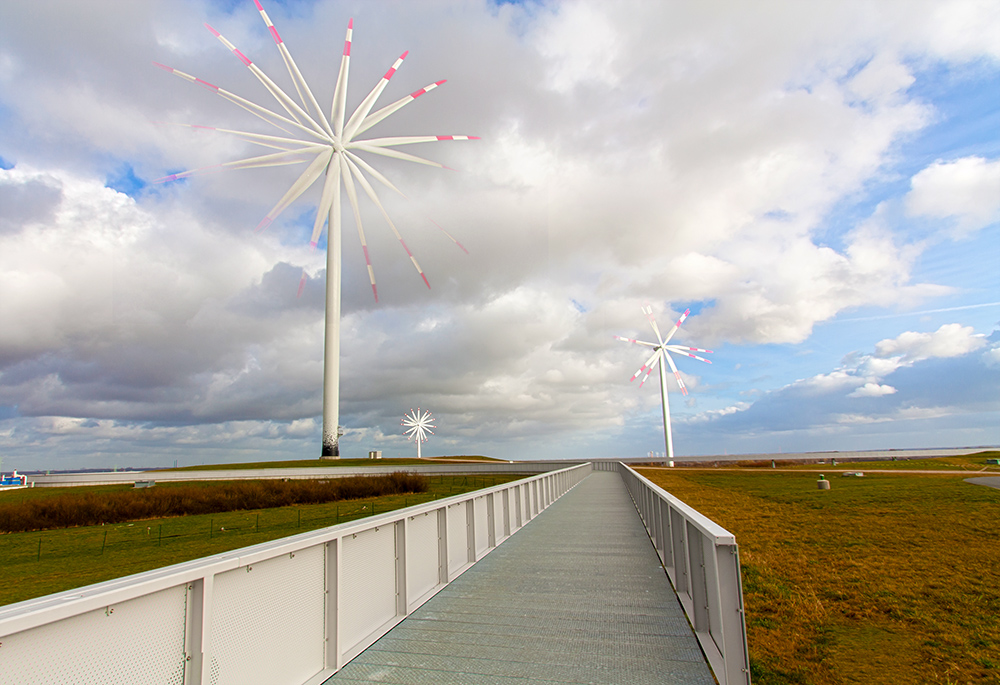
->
[324,471,715,684]
[966,476,1000,490]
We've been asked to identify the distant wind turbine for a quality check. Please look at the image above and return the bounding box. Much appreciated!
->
[402,408,435,459]
[616,306,712,461]
[154,1,477,457]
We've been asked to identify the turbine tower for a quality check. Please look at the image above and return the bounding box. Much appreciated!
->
[616,306,712,461]
[155,1,476,457]
[402,408,435,459]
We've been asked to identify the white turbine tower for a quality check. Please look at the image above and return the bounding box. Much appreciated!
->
[155,1,476,457]
[616,306,713,461]
[401,408,435,459]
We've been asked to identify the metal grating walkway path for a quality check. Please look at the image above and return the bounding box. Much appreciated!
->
[323,471,716,684]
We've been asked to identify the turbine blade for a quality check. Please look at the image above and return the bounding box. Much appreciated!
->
[255,147,334,233]
[344,156,430,289]
[630,349,662,383]
[614,335,657,347]
[671,345,714,354]
[663,308,691,345]
[663,352,688,395]
[348,142,445,168]
[645,307,665,345]
[155,122,320,151]
[344,151,404,196]
[204,23,327,138]
[253,0,336,138]
[340,155,378,302]
[330,20,353,138]
[342,51,408,142]
[153,146,325,183]
[354,80,446,137]
[666,347,713,364]
[309,159,341,247]
[427,217,469,254]
[356,135,480,147]
[297,269,307,298]
[153,62,329,143]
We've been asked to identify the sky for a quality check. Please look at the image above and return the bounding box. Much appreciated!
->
[0,0,998,470]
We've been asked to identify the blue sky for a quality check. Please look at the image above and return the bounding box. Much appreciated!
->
[0,0,997,470]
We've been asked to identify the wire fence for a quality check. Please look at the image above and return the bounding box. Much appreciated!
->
[0,474,523,566]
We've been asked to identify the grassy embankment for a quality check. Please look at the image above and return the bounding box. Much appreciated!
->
[0,473,524,607]
[637,465,1000,685]
[164,455,506,471]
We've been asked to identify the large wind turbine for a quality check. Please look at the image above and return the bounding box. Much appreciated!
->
[155,1,476,457]
[616,306,712,461]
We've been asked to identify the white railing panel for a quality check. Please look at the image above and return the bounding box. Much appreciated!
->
[493,492,505,544]
[0,584,188,685]
[340,525,396,652]
[406,510,440,605]
[208,544,325,685]
[446,501,469,576]
[474,496,490,557]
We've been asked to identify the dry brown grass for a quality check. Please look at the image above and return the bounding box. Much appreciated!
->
[637,468,1000,684]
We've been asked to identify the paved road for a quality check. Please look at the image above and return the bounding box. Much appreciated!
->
[323,471,715,684]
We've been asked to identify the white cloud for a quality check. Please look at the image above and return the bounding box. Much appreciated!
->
[905,157,1000,236]
[848,382,897,398]
[874,323,987,361]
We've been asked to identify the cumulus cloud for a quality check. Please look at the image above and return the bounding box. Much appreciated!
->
[905,156,1000,236]
[873,323,987,361]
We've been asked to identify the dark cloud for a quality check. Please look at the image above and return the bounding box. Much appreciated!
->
[0,172,63,234]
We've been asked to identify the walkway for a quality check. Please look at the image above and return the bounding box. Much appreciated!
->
[324,471,715,684]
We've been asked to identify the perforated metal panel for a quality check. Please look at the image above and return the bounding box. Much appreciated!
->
[447,502,468,574]
[494,493,506,543]
[0,585,187,685]
[208,544,325,685]
[341,525,396,651]
[406,511,440,603]
[474,496,489,556]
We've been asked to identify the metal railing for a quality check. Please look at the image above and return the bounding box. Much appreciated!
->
[0,463,591,685]
[616,462,751,685]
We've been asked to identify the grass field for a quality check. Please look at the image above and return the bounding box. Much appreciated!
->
[712,451,1000,472]
[636,467,1000,685]
[0,473,525,608]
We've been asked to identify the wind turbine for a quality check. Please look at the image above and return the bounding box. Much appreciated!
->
[154,1,476,457]
[616,306,712,461]
[401,408,435,459]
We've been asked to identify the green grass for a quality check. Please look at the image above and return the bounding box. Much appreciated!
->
[637,468,1000,685]
[704,453,1000,472]
[0,473,527,608]
[159,455,506,471]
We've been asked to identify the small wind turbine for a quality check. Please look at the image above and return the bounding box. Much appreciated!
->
[401,408,435,459]
[616,306,712,461]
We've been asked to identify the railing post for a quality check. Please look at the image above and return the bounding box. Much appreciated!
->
[437,507,449,584]
[502,489,511,538]
[183,575,210,685]
[326,538,341,672]
[395,520,407,616]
